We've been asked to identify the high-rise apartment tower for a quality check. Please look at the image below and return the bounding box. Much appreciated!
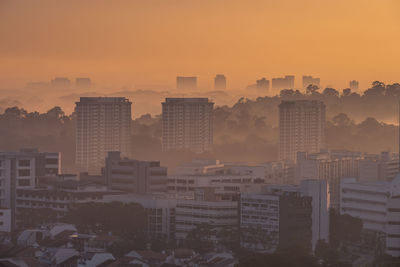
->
[75,97,132,174]
[162,98,214,153]
[279,100,325,162]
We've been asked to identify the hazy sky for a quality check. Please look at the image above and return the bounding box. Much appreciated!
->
[1,0,400,91]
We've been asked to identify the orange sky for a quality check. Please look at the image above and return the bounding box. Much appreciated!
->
[1,0,400,91]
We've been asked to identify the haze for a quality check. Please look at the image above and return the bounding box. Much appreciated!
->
[1,0,400,90]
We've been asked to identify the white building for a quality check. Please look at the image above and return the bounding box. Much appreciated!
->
[175,188,238,241]
[167,174,263,200]
[340,176,400,257]
[278,100,326,162]
[358,152,399,182]
[75,97,132,174]
[162,98,214,153]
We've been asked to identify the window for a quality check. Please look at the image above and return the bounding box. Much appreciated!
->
[18,179,30,186]
[18,160,30,167]
[46,158,58,164]
[18,169,30,177]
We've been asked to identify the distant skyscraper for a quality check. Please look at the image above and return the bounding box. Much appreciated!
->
[51,77,71,89]
[214,74,226,90]
[75,78,91,89]
[256,77,270,90]
[272,75,295,90]
[176,76,197,90]
[279,100,326,162]
[302,76,320,89]
[75,97,132,174]
[349,80,359,91]
[162,98,214,153]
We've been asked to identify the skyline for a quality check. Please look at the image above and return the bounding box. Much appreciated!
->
[1,0,400,89]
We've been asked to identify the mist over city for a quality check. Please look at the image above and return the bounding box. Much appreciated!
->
[1,1,400,266]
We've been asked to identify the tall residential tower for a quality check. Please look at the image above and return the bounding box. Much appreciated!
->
[75,97,132,174]
[214,74,226,90]
[162,98,214,153]
[279,100,325,162]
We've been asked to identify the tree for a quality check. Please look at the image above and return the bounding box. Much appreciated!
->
[323,88,339,97]
[306,84,320,95]
[185,223,216,252]
[65,202,147,237]
[238,246,319,267]
[342,88,351,97]
[330,209,363,248]
[363,81,385,97]
[241,226,276,252]
[17,208,58,229]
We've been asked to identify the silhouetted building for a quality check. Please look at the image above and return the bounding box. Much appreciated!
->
[266,179,330,252]
[162,98,214,153]
[75,78,91,89]
[240,191,312,252]
[272,75,294,90]
[104,151,168,194]
[279,100,326,162]
[75,97,132,174]
[302,76,320,89]
[214,74,226,90]
[256,77,270,90]
[51,77,71,89]
[349,80,359,91]
[176,76,197,90]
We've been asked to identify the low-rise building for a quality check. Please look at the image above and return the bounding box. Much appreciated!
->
[104,151,168,194]
[175,187,238,241]
[340,175,400,257]
[266,179,330,252]
[240,191,312,252]
[102,193,177,240]
[16,180,122,221]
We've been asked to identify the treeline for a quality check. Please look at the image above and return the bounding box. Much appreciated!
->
[0,81,398,172]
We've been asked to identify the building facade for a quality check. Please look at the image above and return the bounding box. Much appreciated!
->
[75,97,132,174]
[266,179,330,252]
[162,98,214,153]
[240,191,312,252]
[175,188,238,241]
[340,176,400,257]
[278,100,326,162]
[302,76,321,89]
[296,150,360,205]
[176,76,197,90]
[0,149,60,230]
[104,151,168,194]
[214,74,226,90]
[349,80,359,91]
[272,75,295,90]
